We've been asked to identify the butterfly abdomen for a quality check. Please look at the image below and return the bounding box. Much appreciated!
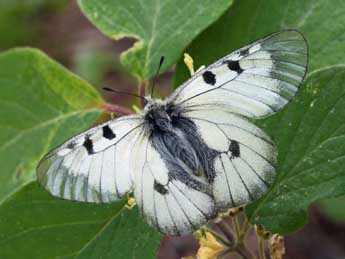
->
[145,102,219,193]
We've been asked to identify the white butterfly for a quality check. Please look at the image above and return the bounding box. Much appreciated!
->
[37,30,308,235]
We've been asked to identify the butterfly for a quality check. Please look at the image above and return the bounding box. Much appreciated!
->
[37,30,308,235]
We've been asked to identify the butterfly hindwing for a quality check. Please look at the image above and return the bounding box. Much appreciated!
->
[37,115,143,203]
[133,132,216,235]
[184,108,277,211]
[171,30,307,118]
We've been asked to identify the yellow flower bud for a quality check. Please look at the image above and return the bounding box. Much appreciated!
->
[269,234,285,259]
[184,53,195,76]
[196,231,224,259]
[125,196,136,209]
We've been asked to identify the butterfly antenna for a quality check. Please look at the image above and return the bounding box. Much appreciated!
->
[150,56,165,98]
[103,87,147,102]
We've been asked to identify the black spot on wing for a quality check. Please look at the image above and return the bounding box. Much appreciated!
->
[202,71,216,85]
[154,180,169,195]
[67,141,76,149]
[229,140,240,158]
[239,48,249,56]
[83,136,94,154]
[102,125,116,139]
[224,60,243,74]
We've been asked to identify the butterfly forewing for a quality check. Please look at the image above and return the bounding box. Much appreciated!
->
[171,30,307,118]
[37,115,143,203]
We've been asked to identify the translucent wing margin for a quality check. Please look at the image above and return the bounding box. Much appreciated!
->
[133,132,216,235]
[37,115,144,203]
[184,108,277,210]
[171,30,308,118]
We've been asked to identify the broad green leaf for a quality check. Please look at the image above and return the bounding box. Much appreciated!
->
[175,0,345,86]
[75,207,161,259]
[0,183,161,259]
[78,0,234,80]
[0,48,104,203]
[246,66,345,233]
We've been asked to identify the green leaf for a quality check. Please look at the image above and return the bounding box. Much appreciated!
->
[0,48,104,203]
[75,207,161,259]
[0,183,161,259]
[246,66,345,233]
[78,0,234,80]
[175,0,345,86]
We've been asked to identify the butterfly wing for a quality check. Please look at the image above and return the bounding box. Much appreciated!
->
[171,30,308,118]
[167,30,307,210]
[37,115,144,203]
[184,108,276,210]
[132,131,216,235]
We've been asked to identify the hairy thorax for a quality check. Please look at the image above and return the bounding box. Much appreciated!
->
[141,98,218,193]
[143,98,183,133]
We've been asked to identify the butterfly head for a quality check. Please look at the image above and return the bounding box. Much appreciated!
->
[143,99,183,132]
[142,96,160,109]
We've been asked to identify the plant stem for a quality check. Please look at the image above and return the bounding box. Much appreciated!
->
[258,237,266,259]
[211,216,257,259]
[241,218,250,237]
[236,243,257,259]
[101,103,133,115]
[240,217,252,245]
[218,249,235,259]
[232,214,241,242]
[205,228,233,247]
[215,218,234,243]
